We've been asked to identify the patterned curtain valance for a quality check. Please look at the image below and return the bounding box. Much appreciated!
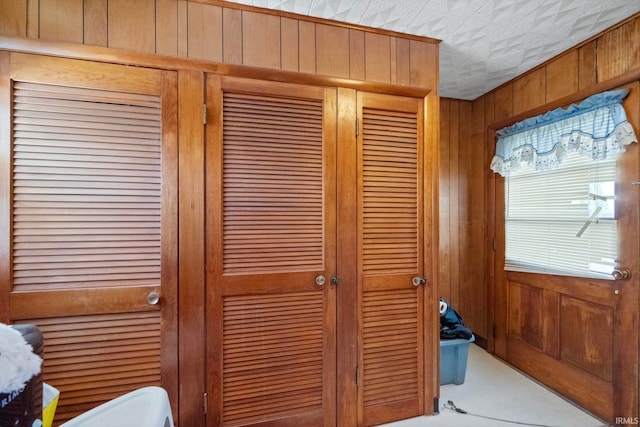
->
[490,89,638,177]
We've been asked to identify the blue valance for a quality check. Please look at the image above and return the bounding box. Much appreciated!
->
[490,89,638,177]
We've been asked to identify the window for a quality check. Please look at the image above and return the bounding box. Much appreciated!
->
[505,152,617,279]
[492,89,638,279]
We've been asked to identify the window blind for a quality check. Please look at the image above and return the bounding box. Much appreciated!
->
[505,153,617,279]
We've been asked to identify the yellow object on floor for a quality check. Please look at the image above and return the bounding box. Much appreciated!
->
[43,383,59,427]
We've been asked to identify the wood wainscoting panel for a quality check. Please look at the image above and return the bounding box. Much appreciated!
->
[316,24,350,79]
[242,11,281,70]
[507,281,543,351]
[559,296,614,382]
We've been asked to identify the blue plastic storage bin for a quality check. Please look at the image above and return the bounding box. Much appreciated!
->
[440,334,475,385]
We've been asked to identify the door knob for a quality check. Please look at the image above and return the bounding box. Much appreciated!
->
[412,277,426,286]
[611,268,632,281]
[147,291,160,305]
[315,275,326,287]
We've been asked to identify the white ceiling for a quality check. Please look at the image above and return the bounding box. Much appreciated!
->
[227,0,640,100]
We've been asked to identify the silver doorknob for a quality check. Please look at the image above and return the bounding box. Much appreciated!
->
[315,275,326,287]
[147,292,160,305]
[412,277,426,286]
[612,269,632,280]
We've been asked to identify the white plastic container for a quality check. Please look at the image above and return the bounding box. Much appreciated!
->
[59,386,174,427]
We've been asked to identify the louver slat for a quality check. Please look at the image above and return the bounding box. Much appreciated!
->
[18,312,162,425]
[11,82,162,291]
[222,92,324,275]
[362,108,419,276]
[222,292,324,426]
[362,290,418,406]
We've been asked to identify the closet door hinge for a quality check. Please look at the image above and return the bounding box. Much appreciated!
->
[492,237,497,251]
[355,118,359,137]
[203,392,208,415]
[203,104,208,125]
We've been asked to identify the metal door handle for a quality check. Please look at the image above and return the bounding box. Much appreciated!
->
[147,291,160,305]
[315,275,326,287]
[612,269,632,281]
[412,277,426,286]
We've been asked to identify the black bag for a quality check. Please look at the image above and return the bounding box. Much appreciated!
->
[439,298,473,340]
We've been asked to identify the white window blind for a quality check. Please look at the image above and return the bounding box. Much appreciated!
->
[505,153,617,279]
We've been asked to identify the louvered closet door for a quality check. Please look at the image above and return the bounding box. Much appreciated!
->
[205,76,337,427]
[3,54,178,424]
[357,92,425,426]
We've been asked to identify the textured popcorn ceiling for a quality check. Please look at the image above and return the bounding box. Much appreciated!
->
[227,0,640,100]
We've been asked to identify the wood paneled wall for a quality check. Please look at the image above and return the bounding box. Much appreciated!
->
[0,0,438,90]
[440,13,640,345]
[438,98,488,343]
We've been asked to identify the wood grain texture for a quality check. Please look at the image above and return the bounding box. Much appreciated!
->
[156,0,178,56]
[1,0,440,91]
[26,0,38,38]
[281,17,299,72]
[177,69,206,427]
[357,92,424,426]
[83,0,107,47]
[423,91,440,406]
[107,0,155,53]
[438,99,451,303]
[242,11,281,69]
[19,312,163,424]
[507,281,543,350]
[597,17,640,83]
[207,77,337,427]
[457,102,471,319]
[410,40,437,90]
[0,52,10,323]
[447,101,460,309]
[513,67,545,116]
[613,82,639,422]
[349,29,365,81]
[299,20,316,74]
[465,98,486,336]
[578,41,597,91]
[559,296,613,381]
[364,32,390,83]
[6,54,179,427]
[336,87,358,427]
[395,38,411,86]
[222,7,242,65]
[10,53,163,95]
[39,0,83,44]
[493,83,513,123]
[177,0,188,57]
[11,81,162,291]
[0,0,27,37]
[187,3,222,62]
[316,24,349,78]
[545,51,578,103]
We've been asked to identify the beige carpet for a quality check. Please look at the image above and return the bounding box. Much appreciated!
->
[382,344,609,427]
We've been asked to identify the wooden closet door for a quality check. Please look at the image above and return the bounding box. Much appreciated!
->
[0,53,178,424]
[205,76,337,427]
[356,92,425,426]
